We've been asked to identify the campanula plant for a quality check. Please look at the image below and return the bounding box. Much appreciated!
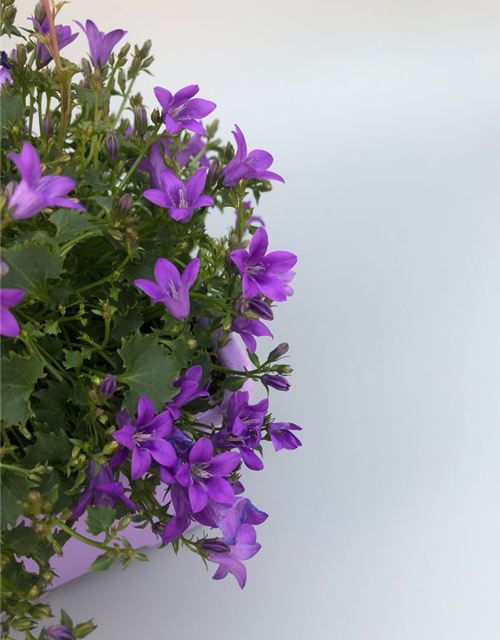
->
[0,1,302,637]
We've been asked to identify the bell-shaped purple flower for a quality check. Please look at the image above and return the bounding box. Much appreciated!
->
[166,365,209,419]
[154,84,216,135]
[176,437,240,513]
[143,167,214,222]
[7,143,85,219]
[75,19,127,66]
[267,421,302,451]
[0,288,25,337]
[231,317,273,354]
[207,538,261,589]
[112,397,176,479]
[223,124,285,187]
[134,257,200,320]
[32,18,78,66]
[71,462,139,520]
[230,227,297,302]
[136,140,171,189]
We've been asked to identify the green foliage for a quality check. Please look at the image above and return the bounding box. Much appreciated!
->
[86,505,116,536]
[1,472,30,527]
[1,351,45,426]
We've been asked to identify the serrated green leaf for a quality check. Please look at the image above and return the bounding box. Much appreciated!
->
[33,380,71,431]
[0,92,24,139]
[50,209,102,243]
[3,523,38,556]
[86,505,116,536]
[1,241,63,303]
[1,351,45,426]
[1,472,30,527]
[118,332,180,412]
[62,347,92,370]
[23,429,73,466]
[112,306,143,340]
[89,554,115,571]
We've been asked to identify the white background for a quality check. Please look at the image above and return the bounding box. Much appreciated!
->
[6,1,500,638]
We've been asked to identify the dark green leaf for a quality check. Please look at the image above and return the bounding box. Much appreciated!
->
[86,505,116,536]
[1,241,63,303]
[50,209,102,243]
[1,472,30,527]
[118,332,180,411]
[33,380,72,431]
[23,429,73,466]
[1,351,45,426]
[0,92,24,139]
[89,554,115,571]
[3,523,38,556]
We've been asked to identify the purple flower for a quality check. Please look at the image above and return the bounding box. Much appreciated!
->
[154,85,216,135]
[230,227,297,302]
[71,462,139,520]
[75,19,127,66]
[0,67,12,88]
[100,374,117,399]
[199,497,268,545]
[176,133,210,169]
[7,143,85,219]
[222,124,285,187]
[0,288,25,337]
[235,297,274,321]
[112,397,176,479]
[166,365,209,419]
[262,374,290,392]
[207,538,261,589]
[137,140,171,189]
[32,18,78,66]
[45,625,74,640]
[231,317,273,354]
[279,269,296,297]
[176,437,240,513]
[268,422,302,451]
[143,167,214,222]
[134,257,200,320]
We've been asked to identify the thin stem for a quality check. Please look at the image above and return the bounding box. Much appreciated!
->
[0,463,33,476]
[53,516,113,551]
[116,123,162,192]
[113,73,138,127]
[211,363,260,378]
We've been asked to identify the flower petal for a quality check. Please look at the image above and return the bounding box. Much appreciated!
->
[189,481,208,512]
[207,451,240,476]
[189,437,213,463]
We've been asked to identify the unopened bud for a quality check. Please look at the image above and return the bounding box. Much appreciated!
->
[74,619,98,638]
[16,43,27,65]
[151,107,162,125]
[119,42,130,59]
[4,5,17,23]
[225,141,235,161]
[262,374,290,392]
[206,158,221,188]
[12,618,35,632]
[100,374,117,398]
[41,114,55,139]
[275,364,293,374]
[200,538,231,554]
[33,0,46,23]
[134,104,147,136]
[117,193,133,215]
[247,298,274,320]
[140,39,152,58]
[31,603,52,620]
[105,132,118,162]
[45,624,75,640]
[268,342,289,360]
[102,440,119,456]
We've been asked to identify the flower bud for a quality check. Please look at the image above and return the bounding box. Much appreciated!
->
[73,620,98,638]
[16,43,27,66]
[151,107,162,125]
[3,5,17,23]
[206,158,221,188]
[248,298,274,320]
[31,603,52,620]
[105,132,118,162]
[140,39,152,58]
[151,521,165,537]
[12,618,36,632]
[119,42,131,59]
[33,0,46,23]
[117,193,133,216]
[81,57,92,77]
[275,364,293,374]
[102,440,119,456]
[200,538,231,554]
[45,625,75,640]
[41,115,55,140]
[262,374,290,392]
[225,141,235,162]
[134,105,147,136]
[268,342,289,361]
[100,374,117,399]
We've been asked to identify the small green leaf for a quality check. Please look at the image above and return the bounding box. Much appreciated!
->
[1,472,30,527]
[1,351,45,427]
[219,376,247,391]
[89,554,115,571]
[86,505,116,536]
[1,241,63,303]
[118,332,180,412]
[62,348,92,370]
[50,209,102,243]
[3,523,38,556]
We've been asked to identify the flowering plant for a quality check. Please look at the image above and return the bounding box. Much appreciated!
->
[0,1,301,637]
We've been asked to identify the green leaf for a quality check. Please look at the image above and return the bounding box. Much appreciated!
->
[50,209,102,243]
[62,347,92,370]
[0,92,24,139]
[86,505,116,536]
[23,429,73,466]
[33,380,71,431]
[1,241,63,303]
[1,472,30,527]
[219,376,247,391]
[118,332,180,412]
[112,306,143,340]
[3,522,38,556]
[1,351,45,426]
[89,554,115,571]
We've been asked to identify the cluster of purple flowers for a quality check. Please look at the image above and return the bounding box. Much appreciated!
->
[1,12,303,591]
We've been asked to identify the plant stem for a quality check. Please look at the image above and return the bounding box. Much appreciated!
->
[53,516,113,552]
[116,123,162,192]
[113,73,138,126]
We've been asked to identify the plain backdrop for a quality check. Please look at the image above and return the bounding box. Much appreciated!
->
[5,1,500,639]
